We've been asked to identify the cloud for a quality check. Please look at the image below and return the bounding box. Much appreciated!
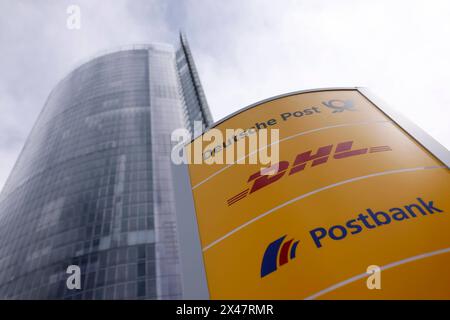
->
[0,0,173,190]
[0,0,449,190]
[183,0,450,154]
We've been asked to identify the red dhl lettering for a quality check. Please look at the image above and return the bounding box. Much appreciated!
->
[226,141,391,206]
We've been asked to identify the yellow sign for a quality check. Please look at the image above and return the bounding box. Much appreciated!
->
[186,89,450,299]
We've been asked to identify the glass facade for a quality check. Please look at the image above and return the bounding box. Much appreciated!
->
[0,40,212,299]
[177,34,214,134]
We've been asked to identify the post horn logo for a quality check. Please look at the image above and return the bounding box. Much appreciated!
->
[261,235,300,277]
[322,99,355,113]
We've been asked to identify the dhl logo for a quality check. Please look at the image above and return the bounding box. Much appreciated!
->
[227,141,392,206]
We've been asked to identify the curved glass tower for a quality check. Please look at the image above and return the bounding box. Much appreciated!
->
[0,36,213,299]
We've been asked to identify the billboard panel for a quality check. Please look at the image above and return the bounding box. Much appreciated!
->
[184,88,450,299]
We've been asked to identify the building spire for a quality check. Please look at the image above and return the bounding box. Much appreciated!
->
[178,31,214,128]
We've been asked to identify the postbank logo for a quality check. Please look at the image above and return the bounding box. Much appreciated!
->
[227,140,392,206]
[261,235,300,277]
[259,197,445,279]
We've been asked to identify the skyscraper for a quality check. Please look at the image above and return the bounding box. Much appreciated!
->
[0,35,213,299]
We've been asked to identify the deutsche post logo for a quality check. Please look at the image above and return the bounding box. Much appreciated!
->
[322,99,355,113]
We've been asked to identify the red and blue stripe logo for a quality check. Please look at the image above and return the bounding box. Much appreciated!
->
[261,235,300,277]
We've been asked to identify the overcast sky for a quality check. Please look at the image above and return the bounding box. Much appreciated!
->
[0,0,449,190]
